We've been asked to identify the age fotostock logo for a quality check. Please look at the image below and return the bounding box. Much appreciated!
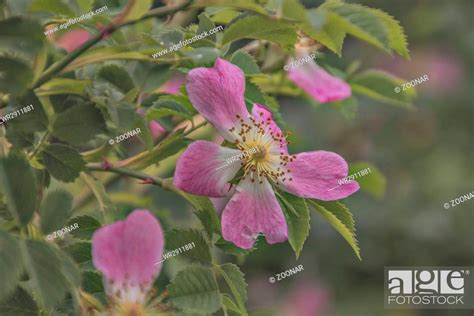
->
[384,267,474,309]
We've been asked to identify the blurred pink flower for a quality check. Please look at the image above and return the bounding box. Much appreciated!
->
[280,283,330,316]
[287,52,351,103]
[92,210,164,305]
[378,48,464,95]
[158,76,185,95]
[148,120,166,140]
[55,28,91,52]
[173,58,358,249]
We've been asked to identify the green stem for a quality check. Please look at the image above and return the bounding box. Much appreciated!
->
[86,163,166,187]
[183,120,208,137]
[28,130,50,159]
[33,0,192,88]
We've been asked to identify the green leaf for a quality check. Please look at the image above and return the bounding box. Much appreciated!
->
[368,8,409,59]
[98,64,135,93]
[55,248,82,287]
[303,10,345,56]
[39,190,73,234]
[307,200,361,260]
[168,265,222,314]
[67,215,101,240]
[0,17,44,59]
[28,0,75,16]
[333,96,358,121]
[0,154,37,226]
[79,173,116,214]
[217,263,248,315]
[52,104,106,145]
[81,271,104,294]
[349,162,386,199]
[0,56,33,96]
[35,78,91,97]
[164,229,211,264]
[349,69,415,108]
[5,91,48,133]
[316,0,409,58]
[19,239,70,309]
[62,47,151,74]
[5,129,35,150]
[148,99,193,121]
[115,0,152,23]
[215,236,255,256]
[185,47,220,66]
[0,287,38,316]
[64,242,91,264]
[230,51,260,75]
[41,144,86,182]
[197,12,217,42]
[0,230,22,301]
[277,191,310,258]
[222,294,240,315]
[279,0,308,21]
[195,0,267,15]
[158,27,185,48]
[174,191,221,238]
[222,14,297,50]
[244,81,266,110]
[124,129,190,170]
[322,1,390,53]
[104,102,138,132]
[130,63,170,93]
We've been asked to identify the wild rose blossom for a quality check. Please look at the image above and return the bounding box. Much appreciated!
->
[287,51,351,103]
[92,210,164,309]
[54,28,91,52]
[174,58,359,249]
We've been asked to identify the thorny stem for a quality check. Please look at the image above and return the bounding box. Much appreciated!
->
[85,163,174,189]
[33,0,193,88]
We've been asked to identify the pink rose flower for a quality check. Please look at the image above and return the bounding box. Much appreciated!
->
[173,58,359,249]
[158,76,185,95]
[92,210,164,305]
[148,120,166,140]
[55,28,91,52]
[287,53,351,103]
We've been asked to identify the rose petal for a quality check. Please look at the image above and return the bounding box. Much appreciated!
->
[251,103,288,154]
[221,177,288,249]
[174,140,242,197]
[186,58,250,140]
[279,151,359,200]
[288,57,351,103]
[92,210,164,286]
[158,76,184,95]
[149,120,166,140]
[55,28,91,52]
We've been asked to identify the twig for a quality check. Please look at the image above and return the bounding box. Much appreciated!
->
[33,0,193,88]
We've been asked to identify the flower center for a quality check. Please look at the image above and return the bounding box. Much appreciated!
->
[229,114,297,185]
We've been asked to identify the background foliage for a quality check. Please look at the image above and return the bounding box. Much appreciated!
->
[0,0,472,315]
